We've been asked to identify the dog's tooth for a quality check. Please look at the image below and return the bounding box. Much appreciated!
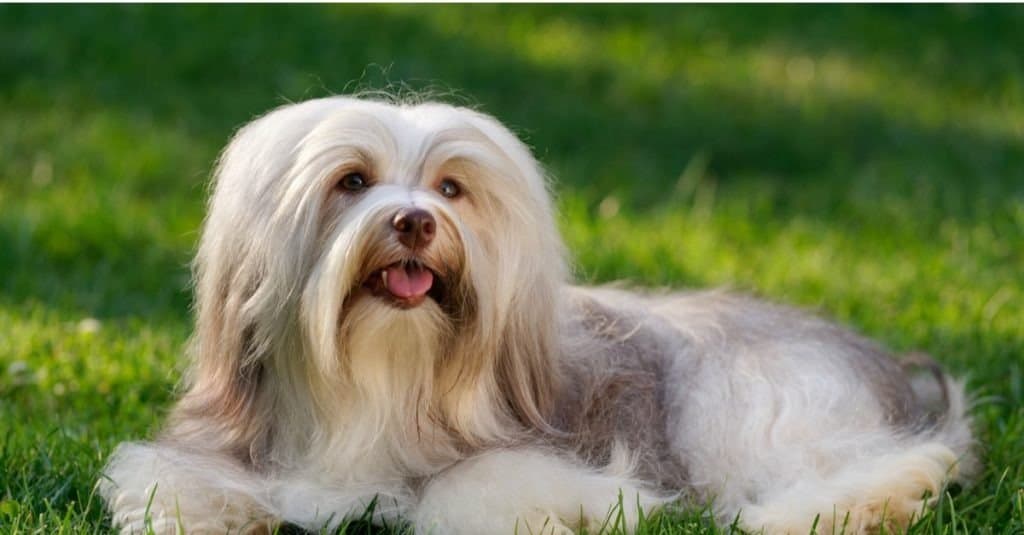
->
[381,268,388,287]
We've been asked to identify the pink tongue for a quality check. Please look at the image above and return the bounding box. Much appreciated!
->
[384,265,434,299]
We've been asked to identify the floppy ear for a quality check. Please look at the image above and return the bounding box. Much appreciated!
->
[162,100,332,463]
[460,109,569,433]
[494,282,562,433]
[162,120,284,466]
[164,210,273,465]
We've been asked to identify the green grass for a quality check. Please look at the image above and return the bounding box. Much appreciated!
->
[2,5,1022,533]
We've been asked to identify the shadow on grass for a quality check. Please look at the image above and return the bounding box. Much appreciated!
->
[0,218,195,320]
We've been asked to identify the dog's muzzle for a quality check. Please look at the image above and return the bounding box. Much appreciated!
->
[360,207,454,310]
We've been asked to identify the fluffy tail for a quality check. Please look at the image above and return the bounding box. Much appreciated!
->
[902,352,980,482]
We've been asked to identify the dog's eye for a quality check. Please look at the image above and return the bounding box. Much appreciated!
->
[438,178,461,199]
[338,172,368,192]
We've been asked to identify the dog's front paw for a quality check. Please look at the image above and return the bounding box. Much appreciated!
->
[111,504,273,535]
[515,511,577,535]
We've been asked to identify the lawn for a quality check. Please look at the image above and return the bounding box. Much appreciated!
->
[1,5,1022,534]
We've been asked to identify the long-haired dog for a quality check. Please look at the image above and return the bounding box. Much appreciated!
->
[100,96,977,534]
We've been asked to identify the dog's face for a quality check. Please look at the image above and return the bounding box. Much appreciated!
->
[173,98,566,462]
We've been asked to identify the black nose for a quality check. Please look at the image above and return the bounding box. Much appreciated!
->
[392,208,436,250]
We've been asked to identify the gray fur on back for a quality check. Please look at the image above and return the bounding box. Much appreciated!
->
[553,286,947,496]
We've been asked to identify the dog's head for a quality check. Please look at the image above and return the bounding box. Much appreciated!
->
[172,97,567,462]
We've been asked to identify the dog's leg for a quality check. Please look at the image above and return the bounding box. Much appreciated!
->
[99,442,275,535]
[267,474,414,532]
[740,441,959,535]
[412,448,672,535]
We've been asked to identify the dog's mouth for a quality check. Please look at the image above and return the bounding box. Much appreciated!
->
[362,259,448,309]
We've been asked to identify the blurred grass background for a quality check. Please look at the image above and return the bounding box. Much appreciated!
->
[1,5,1022,533]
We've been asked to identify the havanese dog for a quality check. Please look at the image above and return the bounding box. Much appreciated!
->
[100,96,977,535]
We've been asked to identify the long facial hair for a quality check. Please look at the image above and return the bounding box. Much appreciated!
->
[163,98,568,479]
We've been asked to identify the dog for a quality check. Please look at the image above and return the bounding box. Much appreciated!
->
[99,96,977,534]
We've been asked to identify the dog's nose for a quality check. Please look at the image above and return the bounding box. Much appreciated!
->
[392,208,436,249]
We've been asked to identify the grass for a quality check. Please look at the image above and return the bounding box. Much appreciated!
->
[1,4,1022,533]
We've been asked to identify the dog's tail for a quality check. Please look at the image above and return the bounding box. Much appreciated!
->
[901,352,981,482]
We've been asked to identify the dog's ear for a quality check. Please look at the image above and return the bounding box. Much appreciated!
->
[495,292,562,433]
[162,120,284,465]
[165,244,271,464]
[458,109,569,434]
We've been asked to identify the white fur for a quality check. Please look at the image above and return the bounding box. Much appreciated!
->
[99,97,976,534]
[414,448,671,535]
[100,443,274,534]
